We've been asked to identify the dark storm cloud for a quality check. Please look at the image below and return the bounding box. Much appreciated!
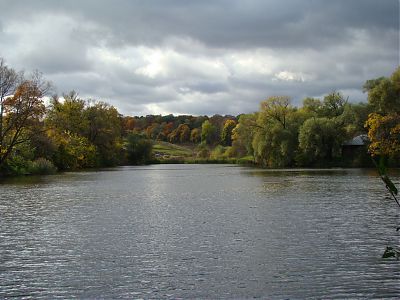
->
[2,0,397,49]
[0,0,398,115]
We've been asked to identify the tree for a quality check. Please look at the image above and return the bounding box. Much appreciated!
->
[252,121,298,167]
[46,91,88,135]
[122,116,136,134]
[364,67,400,159]
[252,97,299,167]
[168,124,190,143]
[340,102,372,136]
[178,124,190,143]
[363,67,400,114]
[365,112,400,158]
[190,128,201,144]
[125,133,153,164]
[85,102,122,166]
[208,114,224,143]
[145,123,161,140]
[298,117,345,165]
[49,130,97,170]
[0,58,19,146]
[231,114,257,157]
[201,120,217,145]
[321,91,347,118]
[0,69,50,167]
[302,97,323,116]
[259,96,292,129]
[221,119,236,146]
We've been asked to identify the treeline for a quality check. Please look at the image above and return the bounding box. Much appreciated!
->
[0,58,153,175]
[0,56,398,175]
[123,114,237,146]
[128,67,399,167]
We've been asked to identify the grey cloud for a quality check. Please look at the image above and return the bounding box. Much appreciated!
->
[0,0,397,116]
[1,0,397,49]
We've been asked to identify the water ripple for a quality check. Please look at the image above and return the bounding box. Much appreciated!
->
[0,166,399,298]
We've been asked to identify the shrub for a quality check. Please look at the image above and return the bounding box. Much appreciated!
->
[28,158,57,175]
[196,143,210,159]
[125,133,153,164]
[210,145,227,160]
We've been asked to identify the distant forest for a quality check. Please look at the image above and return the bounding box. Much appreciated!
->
[0,57,399,176]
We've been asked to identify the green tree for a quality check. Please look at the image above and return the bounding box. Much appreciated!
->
[363,67,400,114]
[85,102,122,166]
[340,102,372,137]
[201,120,217,145]
[302,97,323,116]
[259,96,292,129]
[221,119,236,146]
[46,91,88,135]
[251,97,299,167]
[125,133,153,164]
[298,117,345,166]
[231,114,258,158]
[321,91,347,118]
[49,130,97,170]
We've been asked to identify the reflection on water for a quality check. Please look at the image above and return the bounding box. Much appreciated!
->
[0,165,399,299]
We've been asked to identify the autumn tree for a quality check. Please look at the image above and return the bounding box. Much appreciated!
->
[364,68,400,159]
[122,116,136,134]
[168,124,190,143]
[365,113,400,157]
[49,130,97,170]
[145,123,161,140]
[0,67,51,168]
[190,128,201,144]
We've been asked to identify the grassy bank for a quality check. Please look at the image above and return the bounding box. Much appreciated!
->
[151,141,255,165]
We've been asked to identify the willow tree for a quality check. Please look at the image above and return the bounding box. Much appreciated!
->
[252,96,300,167]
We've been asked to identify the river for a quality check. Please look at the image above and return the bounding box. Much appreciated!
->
[1,164,399,299]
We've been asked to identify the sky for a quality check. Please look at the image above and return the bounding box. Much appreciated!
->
[0,0,398,116]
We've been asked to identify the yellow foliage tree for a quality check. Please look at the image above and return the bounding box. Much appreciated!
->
[365,112,400,157]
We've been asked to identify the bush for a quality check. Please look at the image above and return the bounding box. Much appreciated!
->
[210,145,227,160]
[196,143,210,159]
[1,155,30,176]
[125,133,153,164]
[28,158,57,175]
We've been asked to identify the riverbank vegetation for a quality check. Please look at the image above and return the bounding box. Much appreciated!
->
[0,57,398,176]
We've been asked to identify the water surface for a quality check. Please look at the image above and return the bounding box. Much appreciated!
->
[1,165,399,298]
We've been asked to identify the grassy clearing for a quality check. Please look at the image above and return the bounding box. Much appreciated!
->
[152,141,194,159]
[152,141,255,165]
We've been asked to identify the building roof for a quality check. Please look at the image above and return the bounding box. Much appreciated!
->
[342,134,369,146]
